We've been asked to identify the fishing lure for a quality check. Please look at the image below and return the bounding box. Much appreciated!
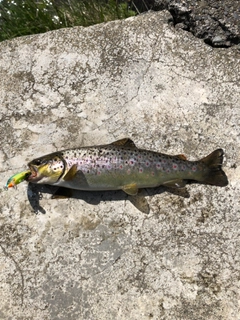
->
[5,170,31,190]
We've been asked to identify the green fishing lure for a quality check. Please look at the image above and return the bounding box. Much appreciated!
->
[5,170,31,189]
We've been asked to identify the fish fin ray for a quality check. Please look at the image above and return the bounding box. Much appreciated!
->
[122,183,138,195]
[162,179,187,188]
[129,191,150,214]
[64,168,90,188]
[110,138,137,149]
[174,154,187,160]
[63,164,78,181]
[198,149,228,187]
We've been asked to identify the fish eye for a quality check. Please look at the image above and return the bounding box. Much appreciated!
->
[33,159,42,166]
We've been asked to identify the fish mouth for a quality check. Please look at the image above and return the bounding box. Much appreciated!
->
[27,164,40,182]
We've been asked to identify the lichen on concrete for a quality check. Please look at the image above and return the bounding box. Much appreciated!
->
[0,11,239,320]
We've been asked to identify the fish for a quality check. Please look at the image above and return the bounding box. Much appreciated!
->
[5,170,31,189]
[26,138,228,198]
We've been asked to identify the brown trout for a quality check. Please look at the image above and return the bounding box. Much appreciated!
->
[27,138,228,196]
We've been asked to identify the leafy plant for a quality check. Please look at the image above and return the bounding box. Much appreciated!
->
[0,0,136,42]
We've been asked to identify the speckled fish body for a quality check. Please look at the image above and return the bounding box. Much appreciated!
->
[49,147,200,190]
[27,138,228,195]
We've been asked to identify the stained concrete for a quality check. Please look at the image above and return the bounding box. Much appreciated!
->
[0,11,239,320]
[145,0,240,47]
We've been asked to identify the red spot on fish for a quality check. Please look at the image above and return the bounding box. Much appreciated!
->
[119,164,123,169]
[173,164,178,170]
[139,168,143,173]
[151,172,155,176]
[156,163,162,170]
[181,165,186,170]
[192,166,197,172]
[145,161,150,167]
[129,159,135,166]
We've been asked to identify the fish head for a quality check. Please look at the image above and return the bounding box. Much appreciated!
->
[27,153,65,184]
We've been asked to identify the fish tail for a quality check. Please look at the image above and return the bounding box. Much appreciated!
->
[198,149,228,187]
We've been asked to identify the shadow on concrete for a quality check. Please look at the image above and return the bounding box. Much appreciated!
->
[27,183,190,215]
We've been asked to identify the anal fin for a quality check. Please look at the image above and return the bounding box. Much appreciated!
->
[162,179,187,188]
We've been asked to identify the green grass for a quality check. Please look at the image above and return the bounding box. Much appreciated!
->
[0,0,136,42]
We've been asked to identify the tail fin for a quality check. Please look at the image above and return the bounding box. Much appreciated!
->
[200,149,228,187]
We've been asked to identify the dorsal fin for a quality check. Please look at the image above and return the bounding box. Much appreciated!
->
[174,154,187,160]
[110,138,137,149]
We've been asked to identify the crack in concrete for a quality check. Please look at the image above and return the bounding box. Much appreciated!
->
[0,243,25,306]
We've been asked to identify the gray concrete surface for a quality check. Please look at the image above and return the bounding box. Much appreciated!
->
[0,11,239,320]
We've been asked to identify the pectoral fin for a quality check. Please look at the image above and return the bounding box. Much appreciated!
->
[64,167,90,189]
[63,164,78,181]
[110,138,137,149]
[162,179,187,188]
[122,183,138,196]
